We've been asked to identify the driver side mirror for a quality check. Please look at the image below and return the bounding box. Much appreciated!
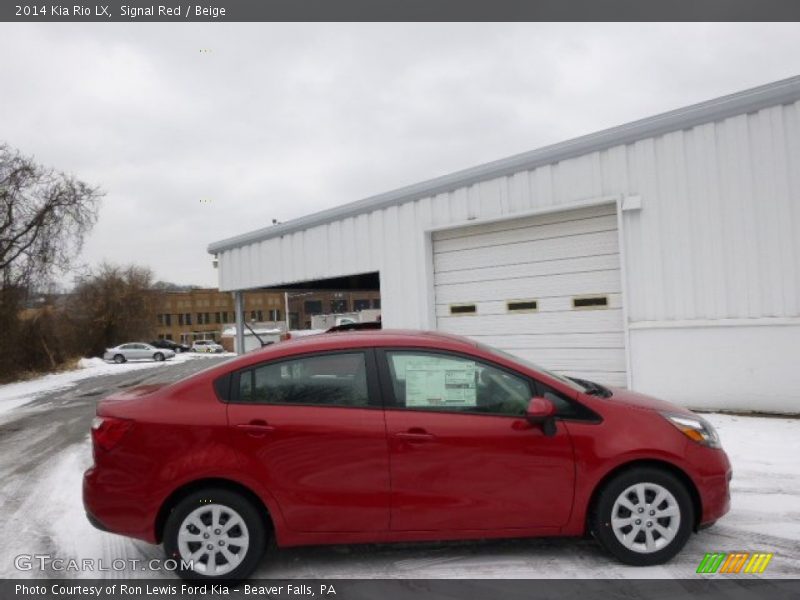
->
[526,396,557,437]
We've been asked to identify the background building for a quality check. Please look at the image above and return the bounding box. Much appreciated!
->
[153,288,380,344]
[287,290,381,329]
[152,288,285,344]
[209,76,800,413]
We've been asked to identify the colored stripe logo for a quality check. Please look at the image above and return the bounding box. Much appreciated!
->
[697,552,773,574]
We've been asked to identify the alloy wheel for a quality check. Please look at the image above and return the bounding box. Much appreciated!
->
[610,482,681,553]
[177,504,250,576]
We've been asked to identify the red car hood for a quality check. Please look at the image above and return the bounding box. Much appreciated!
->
[604,387,695,415]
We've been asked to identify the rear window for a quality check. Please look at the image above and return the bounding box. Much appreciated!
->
[235,352,369,407]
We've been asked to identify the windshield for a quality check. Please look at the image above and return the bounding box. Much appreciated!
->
[478,344,586,394]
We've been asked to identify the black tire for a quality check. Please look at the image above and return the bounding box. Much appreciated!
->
[113,354,126,364]
[154,352,165,362]
[163,488,267,581]
[590,467,694,566]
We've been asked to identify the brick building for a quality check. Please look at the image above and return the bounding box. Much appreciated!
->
[287,290,381,329]
[153,288,382,343]
[153,288,285,344]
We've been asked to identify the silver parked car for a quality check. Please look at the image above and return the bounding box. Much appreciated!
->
[191,340,224,353]
[103,343,175,364]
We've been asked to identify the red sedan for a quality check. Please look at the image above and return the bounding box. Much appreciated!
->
[83,330,731,580]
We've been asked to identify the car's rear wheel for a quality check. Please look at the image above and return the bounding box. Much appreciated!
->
[164,488,266,580]
[154,352,165,362]
[590,467,693,565]
[113,354,126,364]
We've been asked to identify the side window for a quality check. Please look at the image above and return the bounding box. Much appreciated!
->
[236,353,368,407]
[386,351,531,416]
[239,369,254,402]
[534,381,581,418]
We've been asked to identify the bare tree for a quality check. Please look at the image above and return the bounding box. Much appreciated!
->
[66,263,158,356]
[0,144,101,380]
[0,144,101,288]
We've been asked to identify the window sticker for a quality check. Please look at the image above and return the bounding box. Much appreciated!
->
[403,356,477,407]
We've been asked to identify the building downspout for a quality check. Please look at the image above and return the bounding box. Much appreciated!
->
[284,292,290,332]
[617,195,638,390]
[234,291,245,355]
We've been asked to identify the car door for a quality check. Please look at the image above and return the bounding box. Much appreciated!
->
[227,350,391,533]
[119,343,139,360]
[379,349,575,532]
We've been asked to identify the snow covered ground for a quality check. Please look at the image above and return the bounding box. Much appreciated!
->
[704,413,800,544]
[0,360,797,580]
[0,352,235,420]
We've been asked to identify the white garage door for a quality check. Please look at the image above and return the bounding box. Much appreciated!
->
[433,204,627,387]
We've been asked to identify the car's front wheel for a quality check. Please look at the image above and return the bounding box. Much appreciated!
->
[164,488,266,580]
[590,467,693,566]
[154,352,165,362]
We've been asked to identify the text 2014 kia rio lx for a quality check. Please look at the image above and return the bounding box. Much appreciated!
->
[83,330,731,580]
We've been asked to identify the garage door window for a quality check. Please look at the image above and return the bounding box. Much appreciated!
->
[507,299,538,312]
[385,351,531,417]
[450,303,477,315]
[236,353,368,407]
[572,295,609,309]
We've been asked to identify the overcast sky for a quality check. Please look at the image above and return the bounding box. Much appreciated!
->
[1,23,799,288]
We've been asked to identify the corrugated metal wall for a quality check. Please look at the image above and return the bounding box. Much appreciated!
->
[623,101,800,323]
[218,98,800,330]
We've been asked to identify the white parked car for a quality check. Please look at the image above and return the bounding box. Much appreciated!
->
[191,340,224,353]
[103,343,175,364]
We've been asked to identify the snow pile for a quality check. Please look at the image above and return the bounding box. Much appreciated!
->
[221,326,283,337]
[289,329,326,338]
[77,357,108,369]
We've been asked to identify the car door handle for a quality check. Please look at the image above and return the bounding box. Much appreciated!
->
[394,430,436,443]
[236,421,276,435]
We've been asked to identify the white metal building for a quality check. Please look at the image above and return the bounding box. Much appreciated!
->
[209,77,800,414]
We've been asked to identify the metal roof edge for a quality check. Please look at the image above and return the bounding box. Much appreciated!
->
[208,75,800,254]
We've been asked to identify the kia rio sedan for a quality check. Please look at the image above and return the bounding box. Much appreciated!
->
[83,330,731,580]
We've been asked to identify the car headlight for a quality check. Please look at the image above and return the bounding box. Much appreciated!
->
[661,413,721,448]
